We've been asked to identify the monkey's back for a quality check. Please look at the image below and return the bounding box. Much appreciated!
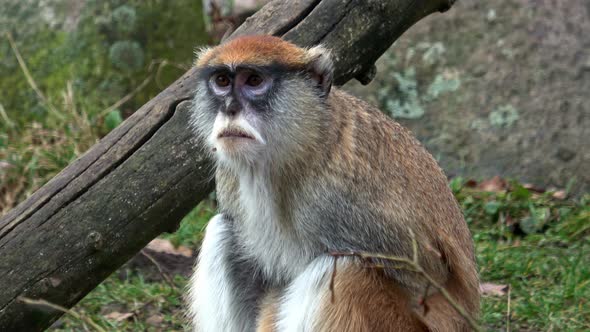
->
[306,88,480,321]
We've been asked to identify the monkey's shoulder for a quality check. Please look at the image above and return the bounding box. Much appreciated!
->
[324,89,463,224]
[328,89,422,144]
[326,89,440,176]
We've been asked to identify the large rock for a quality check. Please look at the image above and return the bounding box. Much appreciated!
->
[344,0,589,194]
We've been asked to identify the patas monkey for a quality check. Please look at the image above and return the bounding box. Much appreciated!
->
[188,35,479,331]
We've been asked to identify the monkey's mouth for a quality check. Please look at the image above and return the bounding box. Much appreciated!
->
[218,128,255,140]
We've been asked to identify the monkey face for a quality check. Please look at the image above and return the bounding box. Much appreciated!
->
[196,65,278,165]
[191,64,324,168]
[190,36,334,169]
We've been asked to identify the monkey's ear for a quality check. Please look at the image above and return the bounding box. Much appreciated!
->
[306,45,334,97]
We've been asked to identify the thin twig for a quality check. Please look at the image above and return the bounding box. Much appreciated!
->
[99,74,153,118]
[18,297,106,332]
[150,59,189,88]
[506,285,512,332]
[422,241,442,259]
[410,229,418,265]
[98,58,187,118]
[5,32,64,120]
[329,254,339,303]
[131,298,156,316]
[410,259,483,332]
[419,283,432,315]
[140,249,177,290]
[329,230,483,332]
[155,59,169,88]
[0,103,15,128]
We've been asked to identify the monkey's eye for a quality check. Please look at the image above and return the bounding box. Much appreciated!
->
[245,74,263,87]
[215,74,231,87]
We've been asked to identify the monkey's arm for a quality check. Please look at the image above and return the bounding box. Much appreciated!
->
[261,256,428,332]
[188,214,264,332]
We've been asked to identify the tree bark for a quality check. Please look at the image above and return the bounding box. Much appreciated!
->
[0,0,455,330]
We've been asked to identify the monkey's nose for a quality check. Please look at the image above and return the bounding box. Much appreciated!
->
[223,100,241,117]
[225,107,239,117]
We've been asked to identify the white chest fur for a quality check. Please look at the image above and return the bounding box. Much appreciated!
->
[235,167,310,282]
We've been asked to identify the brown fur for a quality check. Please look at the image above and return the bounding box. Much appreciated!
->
[321,90,480,331]
[197,35,309,68]
[195,35,480,331]
[256,291,279,332]
[254,263,432,332]
[316,264,429,332]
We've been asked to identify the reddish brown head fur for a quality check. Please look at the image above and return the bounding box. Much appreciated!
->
[196,35,309,68]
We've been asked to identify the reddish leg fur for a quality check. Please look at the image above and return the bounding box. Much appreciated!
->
[316,264,429,332]
[257,262,439,332]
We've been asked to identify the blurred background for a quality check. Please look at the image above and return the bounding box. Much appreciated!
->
[1,0,588,331]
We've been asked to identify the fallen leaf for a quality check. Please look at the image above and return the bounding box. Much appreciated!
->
[477,176,507,193]
[522,183,546,193]
[552,190,567,200]
[465,179,478,188]
[504,213,516,227]
[104,311,134,322]
[0,161,12,170]
[479,282,509,297]
[146,314,164,326]
[146,238,192,257]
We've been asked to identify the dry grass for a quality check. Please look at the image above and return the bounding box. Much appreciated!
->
[0,81,98,214]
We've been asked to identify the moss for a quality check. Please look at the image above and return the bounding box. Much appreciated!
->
[109,40,144,71]
[111,5,137,34]
[489,104,519,128]
[374,42,461,120]
[427,71,461,99]
[419,41,446,65]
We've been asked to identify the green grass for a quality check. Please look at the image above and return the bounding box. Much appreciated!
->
[161,199,215,249]
[44,181,589,331]
[50,274,189,331]
[0,105,99,214]
[453,180,590,331]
